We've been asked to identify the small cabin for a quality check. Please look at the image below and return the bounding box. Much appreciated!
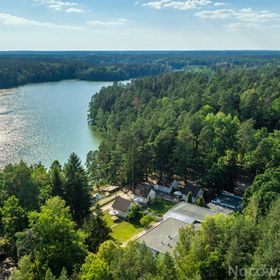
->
[111,196,132,219]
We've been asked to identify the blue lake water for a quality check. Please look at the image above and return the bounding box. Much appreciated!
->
[0,80,112,168]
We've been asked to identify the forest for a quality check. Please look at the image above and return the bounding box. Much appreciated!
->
[2,51,280,89]
[0,56,165,89]
[0,61,279,279]
[88,66,279,190]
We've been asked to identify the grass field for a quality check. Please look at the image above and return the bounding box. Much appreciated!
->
[103,210,144,244]
[147,198,177,216]
[103,210,115,228]
[111,222,144,244]
[103,198,177,243]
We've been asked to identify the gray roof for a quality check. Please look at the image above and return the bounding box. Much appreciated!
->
[164,202,216,224]
[182,183,203,197]
[171,180,179,188]
[211,192,243,210]
[135,184,153,198]
[138,218,187,253]
[112,196,131,213]
[207,202,233,215]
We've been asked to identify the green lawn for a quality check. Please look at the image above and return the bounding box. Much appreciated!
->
[103,210,144,244]
[147,198,177,216]
[103,210,115,228]
[103,198,177,243]
[111,222,144,244]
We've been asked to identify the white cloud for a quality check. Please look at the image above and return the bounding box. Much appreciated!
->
[196,8,280,32]
[143,0,224,10]
[196,8,234,19]
[143,0,171,9]
[214,2,224,7]
[236,8,280,23]
[87,18,129,27]
[32,0,83,13]
[226,22,265,32]
[196,8,280,23]
[0,12,83,30]
[65,7,83,13]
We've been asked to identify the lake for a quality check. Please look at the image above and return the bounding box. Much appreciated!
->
[0,80,112,169]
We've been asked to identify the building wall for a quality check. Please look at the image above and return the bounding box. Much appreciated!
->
[154,184,172,194]
[182,189,204,203]
[114,209,128,219]
[148,190,156,202]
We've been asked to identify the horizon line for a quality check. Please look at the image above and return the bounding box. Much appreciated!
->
[1,49,280,52]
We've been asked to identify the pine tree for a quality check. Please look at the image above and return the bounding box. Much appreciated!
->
[82,206,111,252]
[63,153,91,224]
[196,197,205,207]
[187,191,193,204]
[1,195,27,258]
[45,268,57,280]
[50,160,64,198]
[58,268,69,280]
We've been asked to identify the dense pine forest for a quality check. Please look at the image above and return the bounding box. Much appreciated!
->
[88,66,279,190]
[2,51,280,89]
[0,56,165,89]
[0,58,280,279]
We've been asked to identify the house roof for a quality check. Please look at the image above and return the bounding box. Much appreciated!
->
[182,183,203,197]
[112,196,131,213]
[211,192,243,210]
[135,184,153,198]
[164,202,216,224]
[207,202,233,215]
[103,185,119,193]
[138,202,221,254]
[171,180,179,189]
[137,218,187,254]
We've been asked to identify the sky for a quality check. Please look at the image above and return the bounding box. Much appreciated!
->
[0,0,280,50]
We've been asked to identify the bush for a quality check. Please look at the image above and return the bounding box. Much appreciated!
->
[187,192,193,203]
[196,197,205,207]
[127,203,143,223]
[140,214,156,227]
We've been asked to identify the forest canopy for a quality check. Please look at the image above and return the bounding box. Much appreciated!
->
[87,65,280,189]
[2,50,280,89]
[0,55,279,279]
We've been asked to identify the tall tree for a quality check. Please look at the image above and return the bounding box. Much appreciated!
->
[0,195,27,258]
[63,153,91,224]
[82,206,111,253]
[80,254,112,280]
[49,161,64,198]
[236,119,255,166]
[9,255,35,280]
[31,164,51,204]
[18,196,87,277]
[250,198,280,279]
[156,253,177,280]
[111,242,157,280]
[1,161,39,210]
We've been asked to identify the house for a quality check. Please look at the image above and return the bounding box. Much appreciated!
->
[111,196,132,219]
[207,202,233,215]
[182,183,204,203]
[134,184,156,205]
[163,202,216,224]
[138,218,187,254]
[170,180,179,190]
[153,178,178,194]
[138,202,218,254]
[153,183,172,194]
[211,192,243,211]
